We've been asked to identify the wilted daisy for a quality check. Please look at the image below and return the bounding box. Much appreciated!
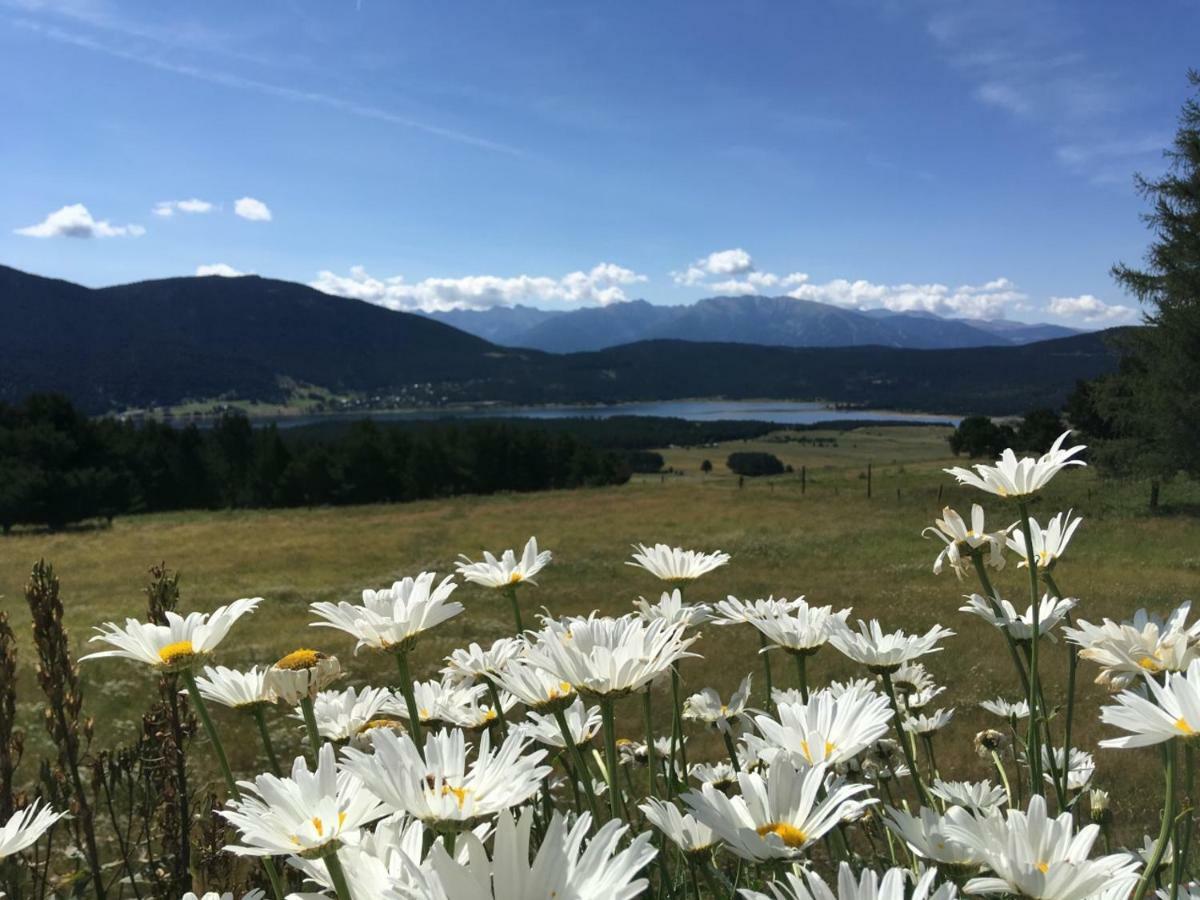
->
[0,801,66,859]
[193,665,275,710]
[711,594,808,625]
[960,593,1076,642]
[626,543,730,583]
[442,637,525,686]
[682,760,874,861]
[1065,603,1200,690]
[1042,747,1096,791]
[745,599,853,655]
[455,536,552,588]
[264,649,342,705]
[831,620,954,673]
[523,614,698,698]
[944,795,1139,900]
[291,685,406,742]
[640,799,720,856]
[340,727,550,828]
[944,430,1086,498]
[862,739,911,782]
[1099,658,1200,747]
[1088,789,1111,825]
[1007,510,1083,571]
[750,685,892,766]
[924,504,1008,579]
[930,779,1009,813]
[683,674,753,735]
[886,806,984,870]
[222,743,387,859]
[80,598,261,672]
[633,588,711,628]
[904,707,955,735]
[974,729,1013,759]
[741,862,955,900]
[430,807,655,900]
[310,571,463,653]
[522,697,602,748]
[980,697,1030,721]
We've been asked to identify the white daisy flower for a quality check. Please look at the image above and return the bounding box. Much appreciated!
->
[290,685,406,742]
[1007,510,1083,571]
[744,599,853,655]
[493,659,576,713]
[960,593,1076,642]
[889,662,937,696]
[340,727,551,828]
[750,684,892,766]
[1099,658,1200,748]
[980,698,1030,721]
[626,543,730,583]
[521,697,602,748]
[923,504,1008,579]
[901,686,946,711]
[442,637,525,686]
[310,572,463,654]
[904,707,955,735]
[523,614,698,698]
[429,807,655,900]
[689,761,739,789]
[1065,603,1200,691]
[640,799,720,855]
[80,598,261,671]
[741,862,955,900]
[683,674,753,735]
[710,595,808,625]
[886,805,984,868]
[681,760,874,861]
[0,801,66,859]
[399,678,511,730]
[454,536,552,589]
[929,779,1009,813]
[946,795,1140,900]
[181,893,265,900]
[193,665,275,710]
[633,589,711,628]
[831,620,954,673]
[1042,747,1096,792]
[944,430,1086,498]
[264,649,342,706]
[221,743,387,859]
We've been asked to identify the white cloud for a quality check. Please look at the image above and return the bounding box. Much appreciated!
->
[196,263,247,277]
[154,198,214,217]
[14,203,145,238]
[234,197,272,221]
[710,272,810,295]
[672,248,755,286]
[1047,294,1136,324]
[310,263,648,312]
[787,275,1029,319]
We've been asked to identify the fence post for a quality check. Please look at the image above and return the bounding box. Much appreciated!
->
[801,466,806,495]
[867,463,872,499]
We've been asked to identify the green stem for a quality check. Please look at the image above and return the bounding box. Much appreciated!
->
[757,631,775,709]
[325,850,354,900]
[1017,499,1044,790]
[182,670,285,900]
[991,750,1015,807]
[395,651,425,757]
[503,584,524,633]
[1180,744,1196,890]
[688,862,703,900]
[879,670,930,807]
[484,678,509,738]
[722,730,742,774]
[670,666,689,777]
[643,689,658,799]
[972,553,1031,696]
[921,733,940,782]
[1134,740,1177,900]
[251,706,283,776]
[553,707,598,818]
[793,651,810,702]
[300,695,323,759]
[601,697,622,820]
[1044,571,1078,806]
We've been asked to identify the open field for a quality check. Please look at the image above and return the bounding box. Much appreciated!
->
[3,424,1199,839]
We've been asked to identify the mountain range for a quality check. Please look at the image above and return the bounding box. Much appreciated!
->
[420,296,1081,352]
[0,264,1121,416]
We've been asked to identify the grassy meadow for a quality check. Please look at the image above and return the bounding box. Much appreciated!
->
[3,423,1199,840]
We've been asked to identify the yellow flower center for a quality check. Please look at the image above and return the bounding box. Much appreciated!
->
[359,718,404,733]
[508,572,524,584]
[441,785,470,808]
[1036,861,1050,874]
[275,649,325,671]
[757,823,808,847]
[799,739,836,763]
[158,640,197,666]
[1175,718,1196,736]
[1138,655,1165,673]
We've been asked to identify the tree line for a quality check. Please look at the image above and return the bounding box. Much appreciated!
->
[0,395,632,533]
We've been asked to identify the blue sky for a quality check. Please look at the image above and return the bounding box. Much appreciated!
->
[2,0,1196,326]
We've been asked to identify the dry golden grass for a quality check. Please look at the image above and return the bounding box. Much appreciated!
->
[2,424,1197,837]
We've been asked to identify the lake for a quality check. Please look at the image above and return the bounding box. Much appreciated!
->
[249,400,959,429]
